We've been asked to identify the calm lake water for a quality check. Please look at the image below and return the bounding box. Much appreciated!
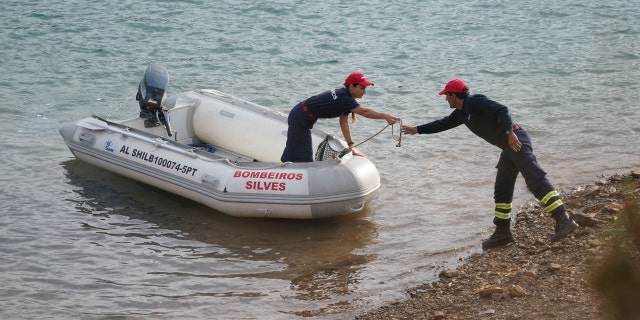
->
[1,1,638,319]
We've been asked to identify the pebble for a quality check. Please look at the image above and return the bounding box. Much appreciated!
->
[479,286,506,297]
[439,269,460,278]
[509,285,527,297]
[478,308,495,316]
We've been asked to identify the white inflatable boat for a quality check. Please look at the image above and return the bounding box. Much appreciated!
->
[59,64,381,219]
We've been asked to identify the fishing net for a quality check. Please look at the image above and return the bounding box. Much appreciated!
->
[314,135,350,161]
[313,122,403,161]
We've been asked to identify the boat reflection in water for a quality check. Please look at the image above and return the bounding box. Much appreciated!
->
[61,159,379,317]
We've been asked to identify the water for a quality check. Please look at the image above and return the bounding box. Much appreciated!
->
[1,1,639,319]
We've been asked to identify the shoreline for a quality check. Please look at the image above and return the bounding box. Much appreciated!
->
[356,170,640,320]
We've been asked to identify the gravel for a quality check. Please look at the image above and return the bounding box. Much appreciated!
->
[356,170,640,320]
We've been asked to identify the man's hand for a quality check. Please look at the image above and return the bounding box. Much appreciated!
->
[401,125,418,135]
[507,132,522,152]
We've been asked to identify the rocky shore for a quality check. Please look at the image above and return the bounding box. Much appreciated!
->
[356,170,640,320]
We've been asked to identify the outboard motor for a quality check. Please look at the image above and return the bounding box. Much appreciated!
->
[136,63,172,136]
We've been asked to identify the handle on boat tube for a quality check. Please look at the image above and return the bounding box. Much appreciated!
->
[345,201,366,213]
[76,118,108,131]
[161,108,173,137]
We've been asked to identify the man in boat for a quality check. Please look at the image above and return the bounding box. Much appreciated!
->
[280,72,400,163]
[400,79,578,249]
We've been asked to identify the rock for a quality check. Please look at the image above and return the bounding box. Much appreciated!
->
[585,187,601,197]
[595,179,608,185]
[604,202,624,213]
[550,263,562,271]
[509,285,527,298]
[479,286,506,298]
[439,269,460,278]
[525,267,539,276]
[588,239,603,248]
[478,308,495,316]
[571,212,600,227]
[434,310,446,319]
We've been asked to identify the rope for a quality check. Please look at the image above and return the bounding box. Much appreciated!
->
[353,119,403,148]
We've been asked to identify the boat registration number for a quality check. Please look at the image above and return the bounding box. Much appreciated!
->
[117,144,198,177]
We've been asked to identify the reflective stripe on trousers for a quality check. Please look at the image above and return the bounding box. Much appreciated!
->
[494,202,512,220]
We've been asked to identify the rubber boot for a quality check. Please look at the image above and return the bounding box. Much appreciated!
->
[551,212,578,242]
[482,219,514,249]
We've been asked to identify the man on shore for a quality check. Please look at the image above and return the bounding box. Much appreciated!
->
[401,79,578,249]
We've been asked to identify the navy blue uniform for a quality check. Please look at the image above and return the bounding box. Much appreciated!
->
[417,94,565,222]
[281,87,359,162]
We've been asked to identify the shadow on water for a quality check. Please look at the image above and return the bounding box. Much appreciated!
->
[60,159,379,317]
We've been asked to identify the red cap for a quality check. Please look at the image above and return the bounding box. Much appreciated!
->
[344,72,374,87]
[438,79,469,95]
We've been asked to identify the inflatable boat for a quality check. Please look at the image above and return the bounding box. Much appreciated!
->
[59,63,381,219]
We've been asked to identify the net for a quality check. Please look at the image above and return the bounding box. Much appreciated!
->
[314,135,350,161]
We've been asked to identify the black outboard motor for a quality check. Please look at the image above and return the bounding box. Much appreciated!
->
[136,63,172,136]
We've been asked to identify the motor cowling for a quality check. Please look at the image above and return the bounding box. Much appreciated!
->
[136,63,172,136]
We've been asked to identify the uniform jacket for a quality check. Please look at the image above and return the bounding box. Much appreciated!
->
[416,94,515,149]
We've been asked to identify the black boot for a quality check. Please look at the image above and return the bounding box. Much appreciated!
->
[551,212,578,242]
[482,220,514,249]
